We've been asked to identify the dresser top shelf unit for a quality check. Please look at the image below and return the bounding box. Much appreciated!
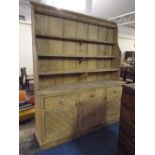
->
[32,1,121,90]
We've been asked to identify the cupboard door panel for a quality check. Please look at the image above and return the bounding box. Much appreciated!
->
[79,88,105,130]
[105,87,122,121]
[44,106,78,142]
[44,93,79,142]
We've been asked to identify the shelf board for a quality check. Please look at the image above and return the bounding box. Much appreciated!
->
[39,69,119,76]
[36,34,114,45]
[38,54,115,59]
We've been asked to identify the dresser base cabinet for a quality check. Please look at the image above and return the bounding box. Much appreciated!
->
[34,83,123,149]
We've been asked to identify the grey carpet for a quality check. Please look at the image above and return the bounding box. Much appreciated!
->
[19,120,40,155]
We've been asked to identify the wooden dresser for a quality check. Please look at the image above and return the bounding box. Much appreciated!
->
[31,2,124,149]
[117,83,135,155]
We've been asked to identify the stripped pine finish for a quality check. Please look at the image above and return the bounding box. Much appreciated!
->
[31,2,124,149]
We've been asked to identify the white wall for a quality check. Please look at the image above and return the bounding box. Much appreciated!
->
[118,37,135,60]
[118,26,135,60]
[118,37,135,52]
[19,22,33,75]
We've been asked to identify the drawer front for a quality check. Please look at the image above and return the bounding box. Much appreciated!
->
[44,93,78,110]
[119,121,135,138]
[79,88,105,130]
[119,131,135,154]
[120,106,135,128]
[117,145,131,155]
[122,93,135,111]
[106,86,122,98]
[80,88,105,100]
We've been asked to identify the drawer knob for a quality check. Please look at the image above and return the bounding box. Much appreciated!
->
[60,100,64,104]
[90,94,94,98]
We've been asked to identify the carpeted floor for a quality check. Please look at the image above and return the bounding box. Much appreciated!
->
[19,120,119,155]
[19,120,40,155]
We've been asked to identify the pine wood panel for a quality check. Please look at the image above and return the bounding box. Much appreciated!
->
[44,93,78,142]
[35,95,44,141]
[64,20,77,38]
[36,39,64,55]
[76,43,87,56]
[105,86,122,121]
[79,88,105,130]
[35,14,64,37]
[98,26,107,41]
[63,42,77,55]
[77,22,88,39]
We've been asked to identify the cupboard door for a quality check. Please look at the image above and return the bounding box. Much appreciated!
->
[44,93,78,142]
[105,87,122,121]
[79,88,105,130]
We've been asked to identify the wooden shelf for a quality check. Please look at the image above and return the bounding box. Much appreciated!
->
[39,69,119,76]
[36,34,114,45]
[38,54,115,59]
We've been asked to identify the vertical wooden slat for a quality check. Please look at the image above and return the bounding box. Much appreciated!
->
[107,29,114,42]
[98,26,107,41]
[64,20,77,38]
[49,40,63,55]
[49,16,63,37]
[103,28,112,80]
[77,43,87,56]
[87,24,98,82]
[63,42,77,55]
[77,22,88,39]
[88,25,98,40]
[31,5,43,141]
[110,27,121,80]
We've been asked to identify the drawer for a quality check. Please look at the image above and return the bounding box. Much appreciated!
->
[44,93,78,110]
[123,85,135,96]
[120,106,135,128]
[117,145,131,155]
[122,93,135,110]
[79,88,105,130]
[80,88,105,101]
[106,86,122,98]
[119,131,135,155]
[119,121,135,138]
